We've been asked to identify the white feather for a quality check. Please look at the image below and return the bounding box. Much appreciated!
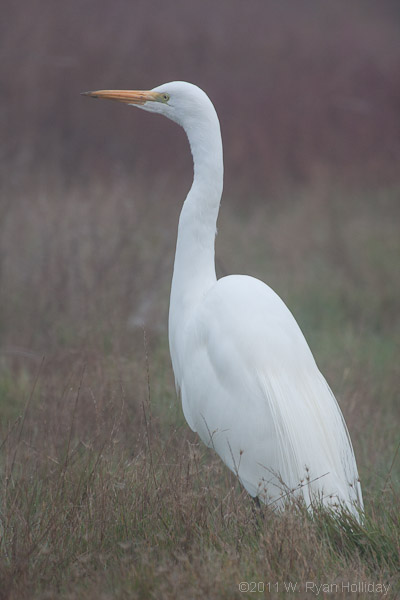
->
[175,275,362,514]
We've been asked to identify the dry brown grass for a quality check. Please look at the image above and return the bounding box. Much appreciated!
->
[0,342,398,599]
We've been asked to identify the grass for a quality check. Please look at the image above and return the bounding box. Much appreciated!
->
[0,357,398,599]
[0,175,399,598]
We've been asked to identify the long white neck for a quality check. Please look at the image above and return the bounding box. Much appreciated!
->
[169,105,223,329]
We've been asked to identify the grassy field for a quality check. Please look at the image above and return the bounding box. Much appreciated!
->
[0,172,399,598]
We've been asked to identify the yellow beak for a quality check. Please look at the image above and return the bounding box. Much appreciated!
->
[81,90,159,105]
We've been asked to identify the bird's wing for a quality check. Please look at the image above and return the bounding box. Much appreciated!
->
[179,274,362,511]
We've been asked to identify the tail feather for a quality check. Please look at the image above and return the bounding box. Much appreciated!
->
[257,367,363,517]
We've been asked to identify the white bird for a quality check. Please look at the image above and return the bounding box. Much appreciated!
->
[83,82,363,517]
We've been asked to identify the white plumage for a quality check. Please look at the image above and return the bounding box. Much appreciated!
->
[84,81,363,517]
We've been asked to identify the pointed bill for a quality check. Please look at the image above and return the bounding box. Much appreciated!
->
[81,90,160,105]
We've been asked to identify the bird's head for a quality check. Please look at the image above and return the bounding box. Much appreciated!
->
[82,81,216,130]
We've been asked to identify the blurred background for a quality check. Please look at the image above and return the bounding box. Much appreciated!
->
[0,0,399,426]
[2,0,400,182]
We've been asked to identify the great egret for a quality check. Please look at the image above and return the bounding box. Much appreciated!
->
[83,82,363,517]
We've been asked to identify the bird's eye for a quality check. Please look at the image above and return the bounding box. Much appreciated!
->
[162,93,170,102]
